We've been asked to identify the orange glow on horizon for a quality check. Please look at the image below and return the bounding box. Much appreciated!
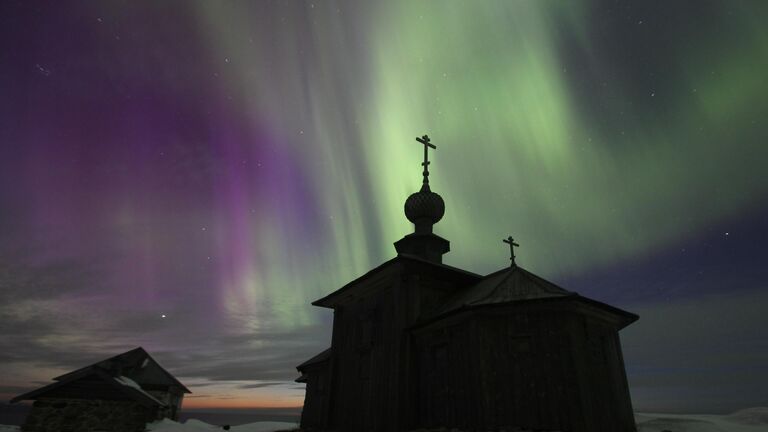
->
[1,393,304,411]
[181,396,304,410]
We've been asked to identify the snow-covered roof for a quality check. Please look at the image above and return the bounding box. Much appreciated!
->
[114,375,164,406]
[10,368,167,407]
[53,347,191,393]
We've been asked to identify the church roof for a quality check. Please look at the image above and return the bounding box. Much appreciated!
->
[435,265,575,315]
[297,348,331,370]
[312,254,480,308]
[430,265,638,329]
[295,348,332,383]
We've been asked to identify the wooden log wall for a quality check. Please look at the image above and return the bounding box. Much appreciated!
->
[414,307,612,432]
[328,270,401,432]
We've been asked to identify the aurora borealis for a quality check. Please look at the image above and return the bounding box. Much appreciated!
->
[1,0,767,414]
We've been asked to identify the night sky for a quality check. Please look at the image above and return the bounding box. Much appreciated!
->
[1,0,767,413]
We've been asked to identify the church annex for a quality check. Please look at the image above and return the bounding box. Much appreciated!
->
[296,135,638,432]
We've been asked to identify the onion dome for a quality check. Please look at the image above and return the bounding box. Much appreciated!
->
[405,184,445,233]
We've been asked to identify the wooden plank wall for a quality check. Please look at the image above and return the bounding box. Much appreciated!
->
[574,314,638,432]
[328,272,401,432]
[415,309,588,431]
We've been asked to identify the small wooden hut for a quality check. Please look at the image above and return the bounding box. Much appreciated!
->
[10,347,190,432]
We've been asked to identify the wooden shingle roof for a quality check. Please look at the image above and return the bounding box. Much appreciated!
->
[10,347,190,404]
[297,348,331,370]
[424,265,638,329]
[435,265,576,315]
[53,347,190,393]
[312,254,480,308]
[10,367,165,406]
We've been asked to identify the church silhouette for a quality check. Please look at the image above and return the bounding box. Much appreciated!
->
[296,135,638,432]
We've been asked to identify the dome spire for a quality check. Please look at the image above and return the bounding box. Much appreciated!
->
[395,134,450,263]
[416,134,436,188]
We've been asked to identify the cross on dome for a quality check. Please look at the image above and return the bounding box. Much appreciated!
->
[416,134,436,186]
[503,236,520,266]
[401,133,446,237]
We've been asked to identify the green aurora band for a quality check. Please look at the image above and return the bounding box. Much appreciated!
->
[188,1,768,331]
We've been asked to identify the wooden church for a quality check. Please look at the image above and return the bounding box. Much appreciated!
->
[296,135,639,432]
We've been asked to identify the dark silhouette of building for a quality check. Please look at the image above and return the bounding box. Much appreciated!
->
[11,347,190,432]
[296,135,638,432]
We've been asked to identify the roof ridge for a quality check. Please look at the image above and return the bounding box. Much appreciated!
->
[52,346,146,381]
[517,266,574,295]
[467,267,519,305]
[313,255,481,308]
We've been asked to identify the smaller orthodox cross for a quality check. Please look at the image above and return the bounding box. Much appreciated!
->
[503,236,520,266]
[416,134,436,185]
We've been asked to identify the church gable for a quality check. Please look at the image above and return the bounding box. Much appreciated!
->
[312,255,479,311]
[312,258,402,309]
[433,265,575,317]
[426,264,637,331]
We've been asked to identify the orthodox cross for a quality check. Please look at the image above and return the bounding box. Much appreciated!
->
[503,236,520,266]
[416,134,436,185]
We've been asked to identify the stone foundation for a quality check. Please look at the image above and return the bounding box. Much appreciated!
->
[21,398,157,432]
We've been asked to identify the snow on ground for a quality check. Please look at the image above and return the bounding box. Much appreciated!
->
[146,418,297,432]
[2,408,767,431]
[635,407,768,432]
